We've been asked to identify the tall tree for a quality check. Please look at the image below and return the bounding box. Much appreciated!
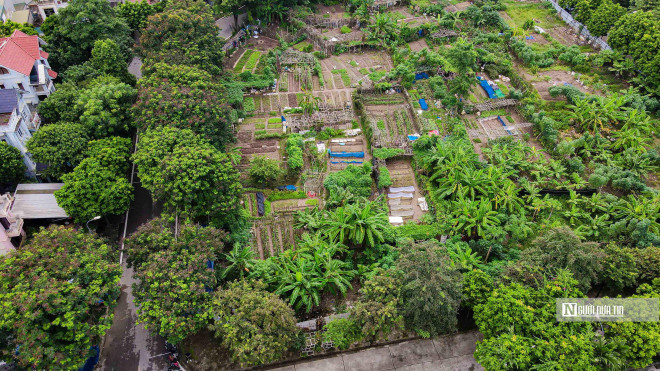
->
[0,142,25,184]
[139,0,224,74]
[42,0,132,72]
[0,226,121,369]
[133,63,237,149]
[26,123,90,179]
[132,224,226,344]
[133,127,242,224]
[396,241,463,337]
[55,137,133,223]
[209,280,299,366]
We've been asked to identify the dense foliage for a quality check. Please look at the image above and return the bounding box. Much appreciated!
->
[0,142,25,184]
[26,123,90,179]
[0,226,121,369]
[209,280,299,366]
[133,127,242,224]
[133,63,237,149]
[42,0,132,73]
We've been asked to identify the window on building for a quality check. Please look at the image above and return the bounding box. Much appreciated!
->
[0,68,9,75]
[17,127,25,138]
[44,8,56,17]
[0,83,5,89]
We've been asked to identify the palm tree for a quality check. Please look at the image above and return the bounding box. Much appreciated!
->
[324,206,355,245]
[221,244,256,281]
[347,203,388,248]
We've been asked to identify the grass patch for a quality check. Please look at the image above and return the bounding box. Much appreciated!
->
[268,117,283,124]
[377,120,385,130]
[481,109,507,117]
[369,70,387,82]
[359,67,369,75]
[268,123,283,129]
[255,123,266,129]
[502,0,561,29]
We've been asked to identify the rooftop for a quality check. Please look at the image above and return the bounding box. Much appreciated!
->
[11,183,68,219]
[0,30,56,77]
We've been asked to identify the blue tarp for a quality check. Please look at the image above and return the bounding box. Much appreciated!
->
[414,72,429,80]
[328,150,365,158]
[277,185,297,191]
[497,116,513,135]
[331,161,363,164]
[525,35,535,40]
[281,115,286,122]
[207,260,215,270]
[477,77,497,99]
[79,346,100,371]
[408,135,420,141]
[419,98,428,110]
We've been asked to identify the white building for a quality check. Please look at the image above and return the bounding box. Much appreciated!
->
[0,88,40,176]
[0,29,58,105]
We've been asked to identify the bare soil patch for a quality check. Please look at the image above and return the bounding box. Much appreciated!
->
[408,38,430,52]
[530,70,592,100]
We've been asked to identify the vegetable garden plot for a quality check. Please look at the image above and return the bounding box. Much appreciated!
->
[327,137,369,172]
[365,102,419,148]
[233,49,262,73]
[385,159,427,221]
[250,217,298,260]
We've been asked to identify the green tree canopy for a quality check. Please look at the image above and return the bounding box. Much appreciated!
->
[42,0,132,73]
[0,20,37,37]
[26,123,90,179]
[117,0,156,32]
[133,63,236,149]
[37,82,80,124]
[350,268,404,340]
[248,155,283,187]
[138,0,224,74]
[74,78,137,138]
[609,11,660,90]
[0,142,25,184]
[133,127,242,224]
[519,227,605,291]
[123,218,174,269]
[55,137,133,223]
[397,240,463,337]
[474,271,597,370]
[132,223,226,343]
[209,280,299,366]
[585,0,627,37]
[0,226,121,369]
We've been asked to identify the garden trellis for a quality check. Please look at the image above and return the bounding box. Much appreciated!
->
[288,104,354,130]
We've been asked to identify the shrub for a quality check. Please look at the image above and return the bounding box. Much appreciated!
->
[243,97,255,112]
[322,318,362,350]
[324,162,373,199]
[378,166,392,188]
[340,25,351,34]
[305,198,319,206]
[249,155,282,187]
[286,134,304,172]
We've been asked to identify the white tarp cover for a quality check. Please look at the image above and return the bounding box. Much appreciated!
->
[389,216,404,225]
[388,193,414,199]
[390,186,415,193]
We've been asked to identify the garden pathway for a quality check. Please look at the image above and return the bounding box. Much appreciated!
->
[267,331,484,371]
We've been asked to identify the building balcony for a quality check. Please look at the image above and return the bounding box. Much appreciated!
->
[28,112,41,131]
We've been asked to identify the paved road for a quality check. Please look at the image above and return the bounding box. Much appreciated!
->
[269,331,484,371]
[100,176,167,370]
[216,12,247,39]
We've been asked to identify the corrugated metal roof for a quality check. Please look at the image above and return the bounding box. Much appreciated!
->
[0,89,18,114]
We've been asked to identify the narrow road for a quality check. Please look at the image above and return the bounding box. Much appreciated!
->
[100,178,167,371]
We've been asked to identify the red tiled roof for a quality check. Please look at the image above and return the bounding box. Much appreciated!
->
[0,30,56,77]
[48,69,57,79]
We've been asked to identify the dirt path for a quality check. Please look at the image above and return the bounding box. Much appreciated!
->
[255,226,264,260]
[277,225,284,254]
[267,225,275,257]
